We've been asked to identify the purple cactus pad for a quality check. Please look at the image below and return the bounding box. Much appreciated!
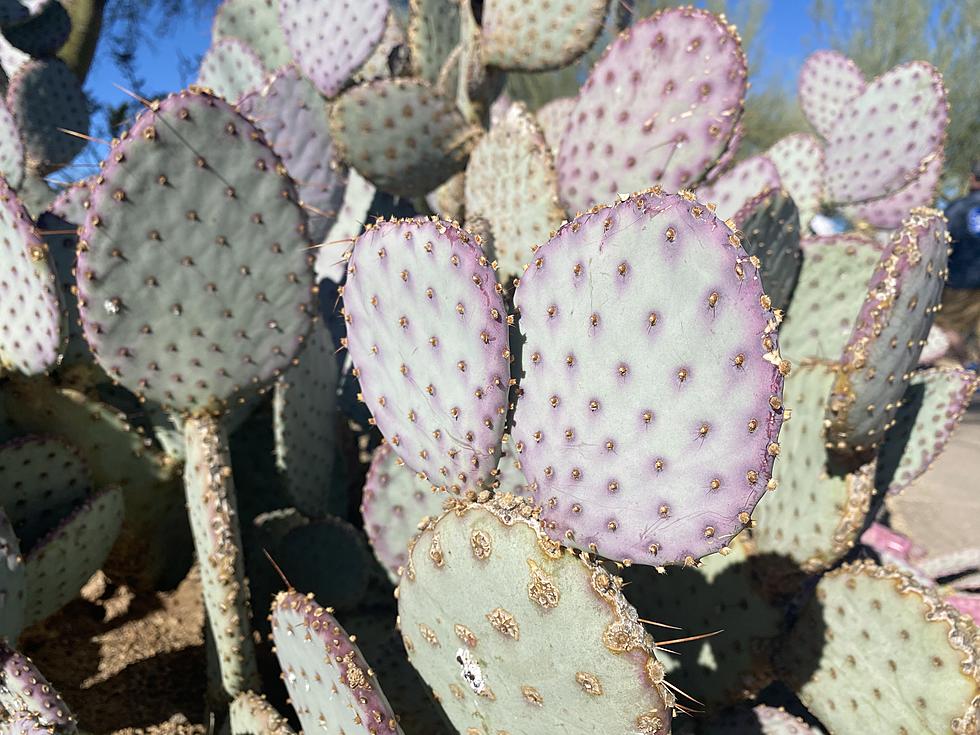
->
[798,50,866,139]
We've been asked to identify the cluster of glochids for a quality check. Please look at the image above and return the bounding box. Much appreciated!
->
[0,0,977,734]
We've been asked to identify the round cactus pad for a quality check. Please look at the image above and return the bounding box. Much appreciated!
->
[278,0,389,98]
[698,154,781,223]
[407,0,460,83]
[732,188,803,314]
[238,65,348,243]
[0,177,65,375]
[557,7,747,213]
[75,90,314,413]
[343,218,509,494]
[230,691,296,735]
[780,561,980,734]
[212,0,291,69]
[6,58,88,174]
[535,96,574,159]
[797,50,866,140]
[0,435,89,551]
[464,102,564,280]
[0,98,24,188]
[826,209,949,455]
[0,643,75,732]
[512,191,786,565]
[0,509,25,641]
[751,362,875,575]
[197,38,266,103]
[361,443,448,583]
[778,234,883,360]
[330,79,481,198]
[397,495,674,735]
[766,133,825,228]
[844,152,943,231]
[481,0,608,71]
[875,367,978,495]
[271,590,404,734]
[824,62,947,206]
[1,0,70,57]
[622,539,783,709]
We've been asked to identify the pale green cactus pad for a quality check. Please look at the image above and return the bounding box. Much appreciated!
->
[407,0,459,83]
[24,485,123,624]
[0,98,24,188]
[779,561,980,734]
[0,435,89,551]
[197,38,266,103]
[622,539,783,710]
[0,509,25,641]
[464,101,564,281]
[481,0,609,71]
[535,97,573,159]
[211,0,291,69]
[229,691,296,735]
[272,320,340,517]
[427,171,465,222]
[354,11,406,84]
[876,367,979,495]
[330,79,482,197]
[316,169,374,283]
[752,362,875,576]
[766,134,825,229]
[397,494,675,735]
[826,209,949,455]
[778,234,883,361]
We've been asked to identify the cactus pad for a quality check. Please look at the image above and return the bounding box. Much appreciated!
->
[271,320,340,517]
[777,234,883,361]
[212,0,291,69]
[0,435,89,551]
[824,62,947,206]
[197,38,266,103]
[361,443,448,583]
[229,691,296,735]
[464,101,564,280]
[752,362,875,575]
[698,154,781,222]
[622,539,783,709]
[1,0,70,57]
[24,484,122,624]
[398,495,674,734]
[6,58,88,174]
[278,0,389,98]
[512,191,786,565]
[798,50,866,140]
[0,98,24,188]
[844,152,943,231]
[557,7,747,213]
[316,169,374,283]
[732,188,803,314]
[76,89,314,414]
[271,589,404,734]
[825,209,949,455]
[481,0,608,71]
[343,218,509,493]
[407,0,459,83]
[535,96,573,159]
[780,561,980,734]
[0,643,75,733]
[330,79,481,197]
[0,509,25,641]
[0,178,65,375]
[238,66,347,244]
[876,367,978,495]
[765,133,825,228]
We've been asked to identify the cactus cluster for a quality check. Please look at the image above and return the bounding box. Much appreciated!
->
[0,1,977,734]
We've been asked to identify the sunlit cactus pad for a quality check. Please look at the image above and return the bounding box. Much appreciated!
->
[270,590,403,734]
[698,154,781,222]
[211,0,291,69]
[512,190,786,565]
[0,177,65,375]
[397,494,674,735]
[766,133,825,228]
[361,443,448,584]
[779,561,980,734]
[229,691,296,735]
[76,89,314,413]
[0,642,76,733]
[197,37,266,103]
[826,209,949,455]
[797,50,866,140]
[557,7,747,212]
[342,217,509,494]
[407,0,459,83]
[752,362,874,576]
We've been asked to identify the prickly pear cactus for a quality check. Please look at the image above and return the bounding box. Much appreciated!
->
[342,218,509,494]
[0,643,76,734]
[197,38,266,103]
[534,96,573,159]
[797,50,866,140]
[825,209,949,455]
[844,152,944,231]
[270,590,404,734]
[512,190,786,565]
[698,154,781,222]
[557,7,747,212]
[211,0,291,70]
[397,494,675,735]
[1,0,71,57]
[766,133,824,228]
[229,691,296,735]
[0,98,24,188]
[0,508,25,641]
[407,0,459,84]
[779,561,980,734]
